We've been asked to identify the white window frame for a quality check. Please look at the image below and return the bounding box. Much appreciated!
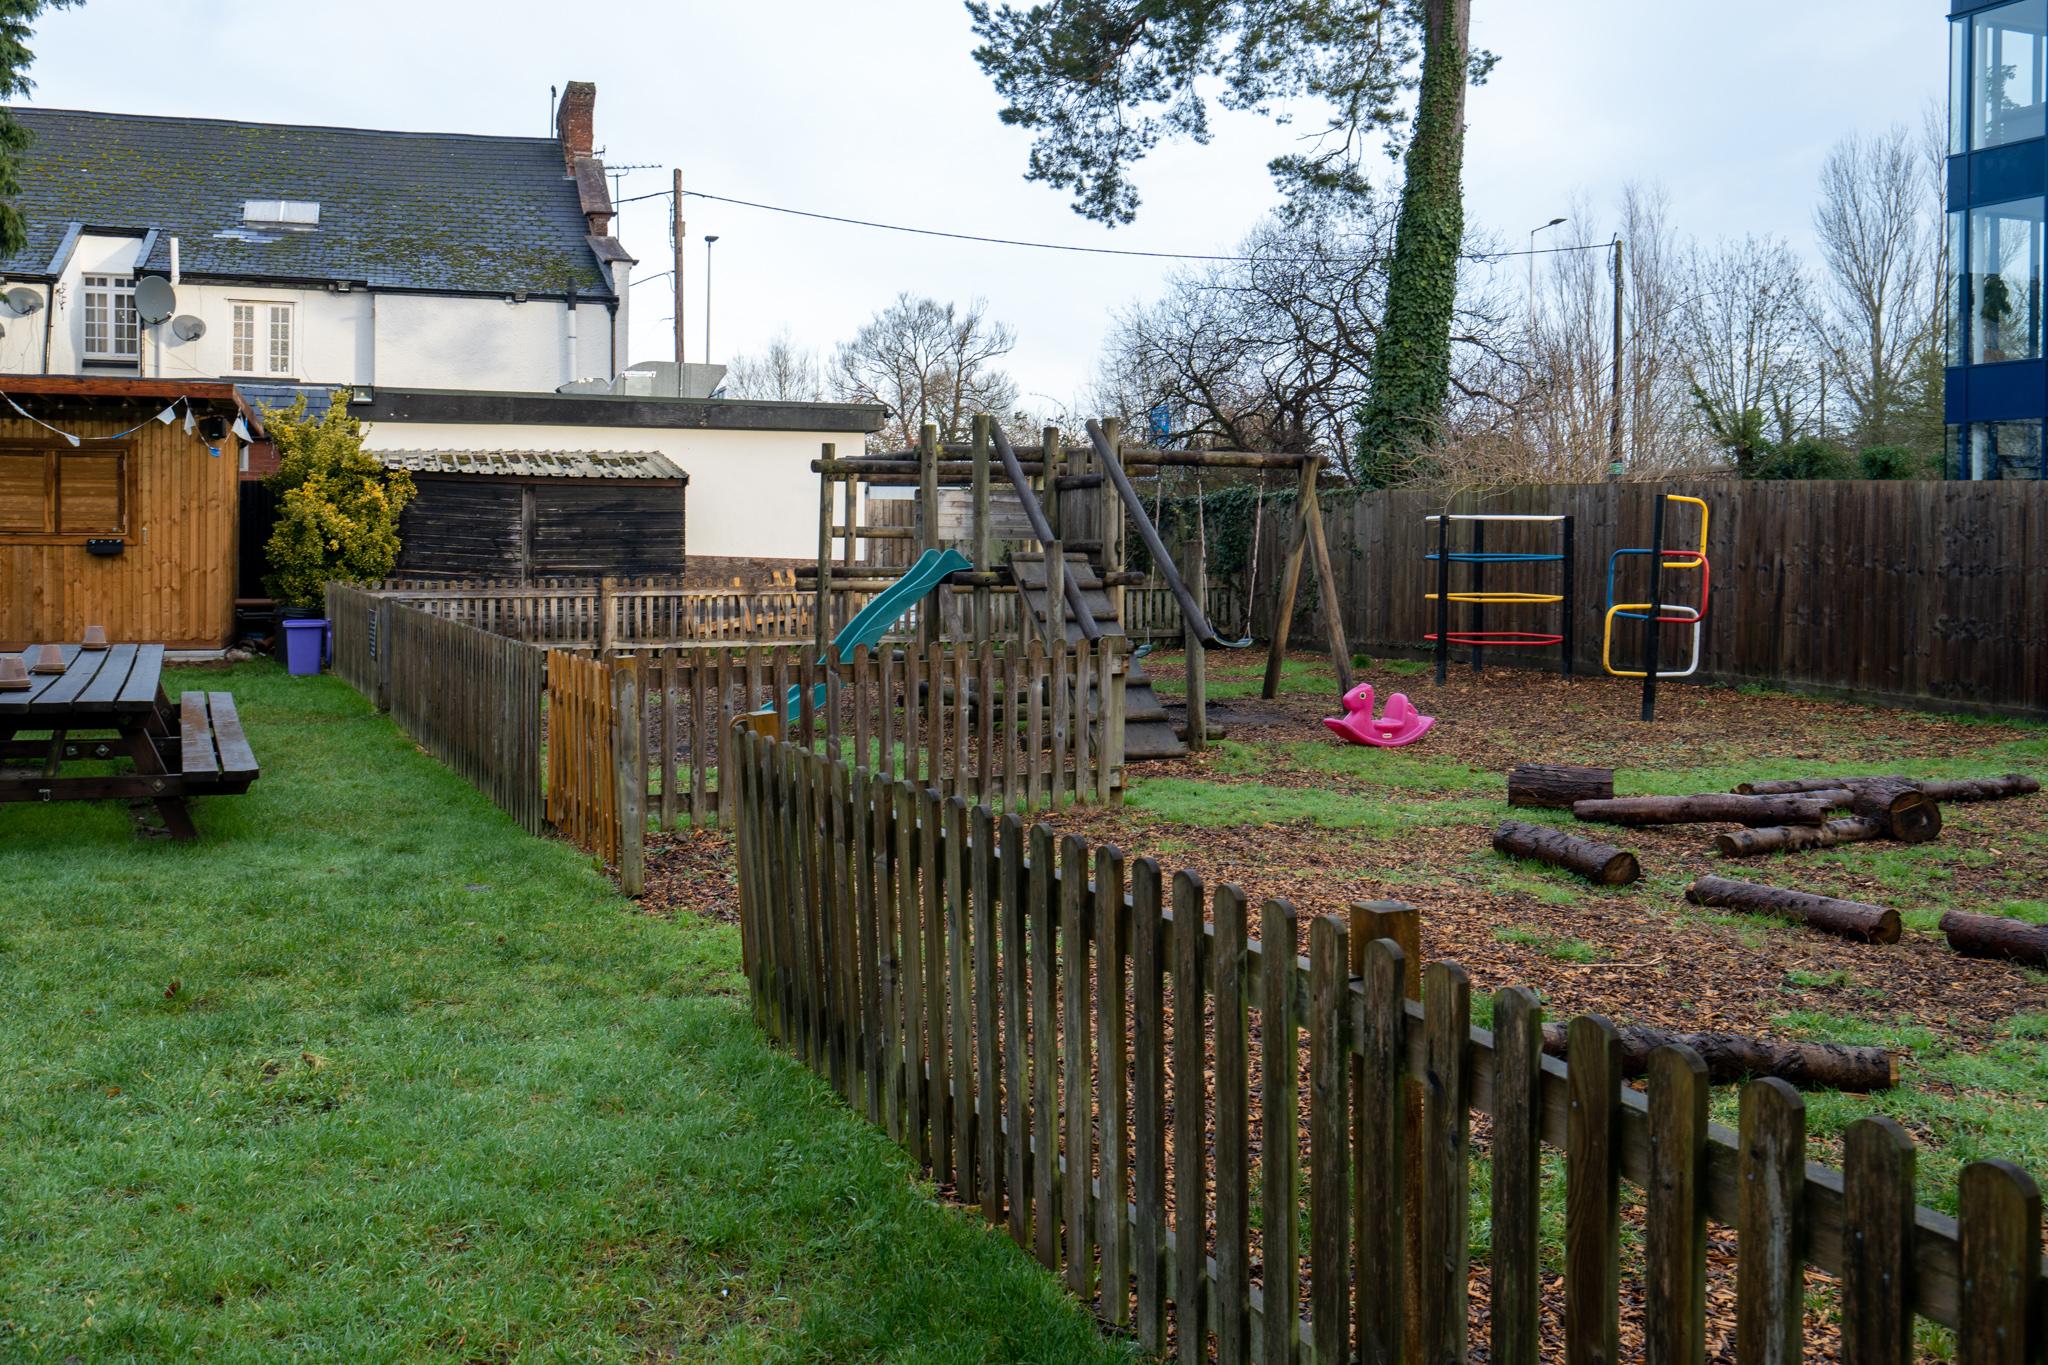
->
[230,299,296,377]
[81,274,139,361]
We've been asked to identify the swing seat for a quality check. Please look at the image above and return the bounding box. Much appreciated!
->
[1322,683,1435,748]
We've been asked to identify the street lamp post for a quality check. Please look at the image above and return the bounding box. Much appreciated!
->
[1527,216,1567,333]
[703,234,720,362]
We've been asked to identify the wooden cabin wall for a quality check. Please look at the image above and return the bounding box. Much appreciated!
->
[0,417,238,649]
[395,477,686,580]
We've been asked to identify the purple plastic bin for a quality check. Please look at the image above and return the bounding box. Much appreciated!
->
[283,618,328,676]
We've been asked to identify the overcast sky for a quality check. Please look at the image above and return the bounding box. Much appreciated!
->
[21,2,1941,407]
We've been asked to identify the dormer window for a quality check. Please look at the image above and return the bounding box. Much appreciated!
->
[242,199,320,226]
[81,274,139,360]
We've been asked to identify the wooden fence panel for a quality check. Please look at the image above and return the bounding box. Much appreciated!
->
[1238,480,2048,717]
[733,731,2048,1363]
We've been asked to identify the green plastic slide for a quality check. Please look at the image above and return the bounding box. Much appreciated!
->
[772,546,972,722]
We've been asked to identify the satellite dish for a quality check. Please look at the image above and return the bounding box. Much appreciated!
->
[134,275,176,325]
[4,286,43,316]
[170,314,206,342]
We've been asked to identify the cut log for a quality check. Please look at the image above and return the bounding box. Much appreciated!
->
[1685,875,1901,944]
[1737,773,2038,803]
[1913,774,2039,803]
[1846,778,1942,844]
[1571,793,1840,828]
[1506,763,1615,810]
[1492,819,1640,885]
[1538,1021,1896,1092]
[1939,910,2048,968]
[1714,817,1888,859]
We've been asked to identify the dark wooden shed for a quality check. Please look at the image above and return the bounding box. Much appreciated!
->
[374,449,686,580]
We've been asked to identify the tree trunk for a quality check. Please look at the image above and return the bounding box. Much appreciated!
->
[1685,875,1901,944]
[1739,773,2037,803]
[1847,778,1941,843]
[1492,819,1640,885]
[1939,910,2048,967]
[1538,1021,1896,1092]
[1506,763,1614,809]
[1715,817,1887,858]
[1355,0,1471,480]
[1572,793,1841,828]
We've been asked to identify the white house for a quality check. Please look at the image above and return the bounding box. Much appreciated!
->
[0,84,886,578]
[0,83,630,393]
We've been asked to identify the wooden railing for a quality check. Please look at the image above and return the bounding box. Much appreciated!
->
[622,639,1126,831]
[545,650,622,868]
[732,733,2048,1364]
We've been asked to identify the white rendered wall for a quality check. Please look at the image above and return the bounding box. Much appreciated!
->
[364,418,862,560]
[0,236,616,392]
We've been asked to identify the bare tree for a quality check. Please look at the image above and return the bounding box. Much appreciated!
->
[1680,234,1819,470]
[723,329,824,402]
[1092,207,1394,471]
[1812,125,1934,450]
[831,295,1020,450]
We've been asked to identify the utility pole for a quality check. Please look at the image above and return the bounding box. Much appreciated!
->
[1609,236,1625,475]
[671,169,686,370]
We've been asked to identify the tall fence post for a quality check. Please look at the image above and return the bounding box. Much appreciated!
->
[611,654,646,896]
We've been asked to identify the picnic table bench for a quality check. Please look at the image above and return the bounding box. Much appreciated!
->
[0,641,260,839]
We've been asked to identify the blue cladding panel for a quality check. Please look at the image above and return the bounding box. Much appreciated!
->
[1970,141,2047,203]
[1956,360,2048,422]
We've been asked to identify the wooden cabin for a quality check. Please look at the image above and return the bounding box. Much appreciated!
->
[0,376,248,649]
[373,448,686,580]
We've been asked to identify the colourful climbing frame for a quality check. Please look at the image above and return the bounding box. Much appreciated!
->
[1425,513,1576,684]
[1601,493,1712,721]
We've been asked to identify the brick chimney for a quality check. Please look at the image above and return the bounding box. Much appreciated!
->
[556,81,596,173]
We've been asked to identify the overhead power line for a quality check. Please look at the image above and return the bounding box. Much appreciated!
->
[611,184,1615,265]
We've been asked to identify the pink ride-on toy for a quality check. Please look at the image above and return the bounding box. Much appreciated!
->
[1322,683,1435,748]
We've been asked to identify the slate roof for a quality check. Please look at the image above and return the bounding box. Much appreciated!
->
[237,383,339,424]
[369,449,684,481]
[1,107,617,299]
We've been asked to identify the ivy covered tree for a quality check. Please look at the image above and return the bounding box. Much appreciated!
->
[0,0,78,256]
[967,0,1489,484]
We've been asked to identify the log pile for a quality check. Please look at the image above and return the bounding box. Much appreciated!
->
[1492,819,1640,885]
[1685,875,1901,944]
[1572,792,1841,828]
[1737,773,2039,802]
[1507,763,1614,809]
[1939,910,2048,967]
[1715,817,1886,858]
[1538,1020,1896,1092]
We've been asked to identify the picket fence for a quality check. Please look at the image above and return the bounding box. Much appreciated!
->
[733,732,2048,1364]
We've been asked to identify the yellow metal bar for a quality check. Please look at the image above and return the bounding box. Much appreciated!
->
[1424,592,1565,605]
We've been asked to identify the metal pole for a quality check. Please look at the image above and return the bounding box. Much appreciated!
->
[1640,493,1666,723]
[1470,518,1486,675]
[1560,514,1576,679]
[1434,514,1450,685]
[703,235,719,361]
[672,169,686,367]
[1609,236,1625,474]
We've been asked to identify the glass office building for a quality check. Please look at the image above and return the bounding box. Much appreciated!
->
[1950,0,2048,477]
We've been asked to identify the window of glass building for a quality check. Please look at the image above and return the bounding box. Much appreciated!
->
[1969,197,2045,364]
[1949,210,1969,366]
[1973,0,2048,150]
[1967,419,2046,478]
[1953,17,1971,152]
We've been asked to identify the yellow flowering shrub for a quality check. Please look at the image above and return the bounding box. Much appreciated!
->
[262,395,415,607]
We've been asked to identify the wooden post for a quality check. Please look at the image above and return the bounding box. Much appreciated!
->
[920,423,940,648]
[599,575,619,655]
[611,654,645,897]
[1187,507,1207,753]
[816,446,835,666]
[972,415,993,642]
[1299,456,1352,692]
[1040,425,1062,542]
[1261,457,1314,700]
[1101,416,1126,629]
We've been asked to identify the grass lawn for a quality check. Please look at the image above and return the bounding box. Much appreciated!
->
[0,663,1130,1364]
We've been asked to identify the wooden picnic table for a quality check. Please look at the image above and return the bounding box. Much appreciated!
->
[0,642,259,839]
